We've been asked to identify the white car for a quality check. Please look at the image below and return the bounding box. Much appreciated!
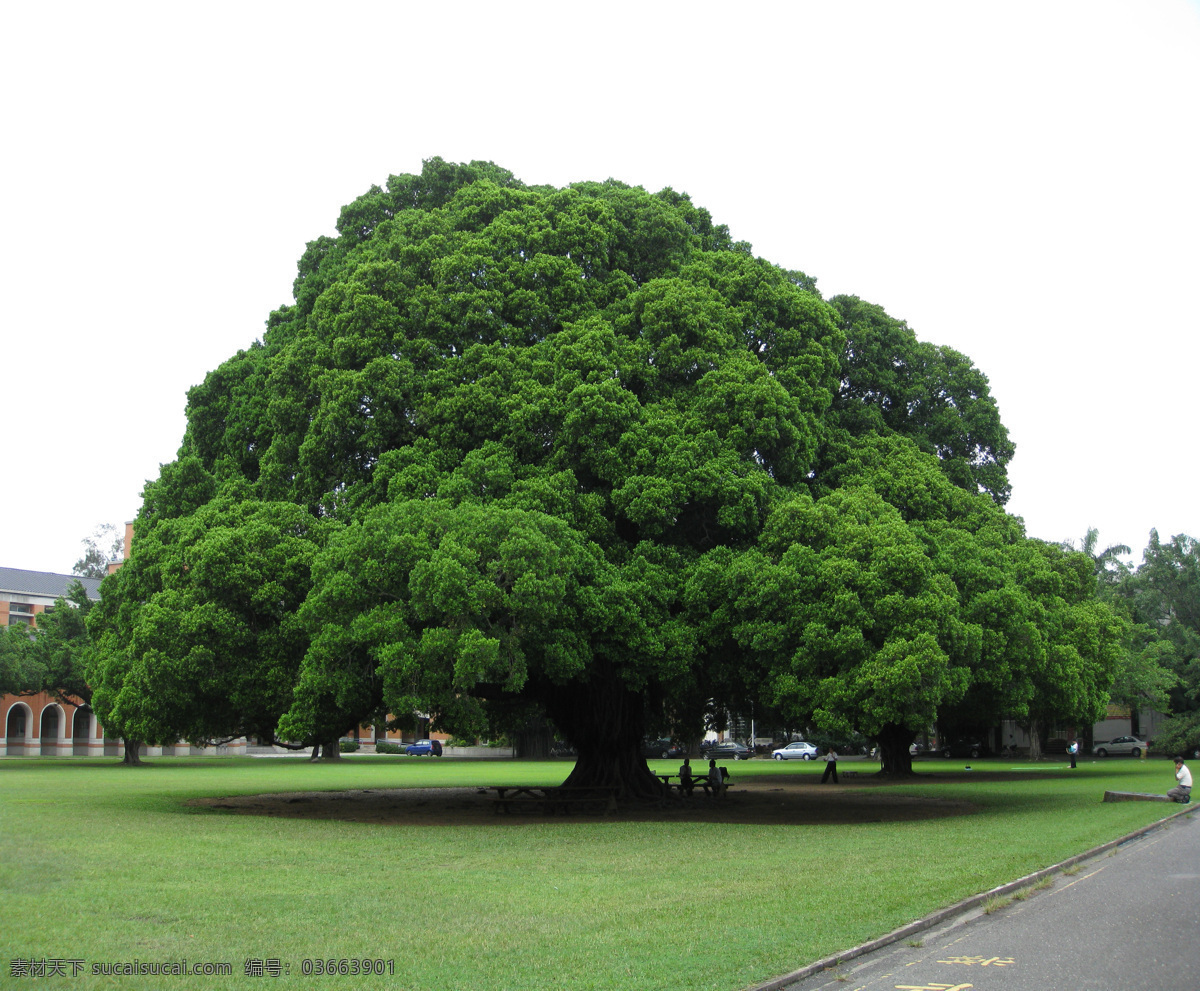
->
[1091,736,1146,757]
[771,741,819,761]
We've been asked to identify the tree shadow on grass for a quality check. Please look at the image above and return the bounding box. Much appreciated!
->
[189,777,981,827]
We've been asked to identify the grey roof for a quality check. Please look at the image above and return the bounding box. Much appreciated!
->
[0,567,104,601]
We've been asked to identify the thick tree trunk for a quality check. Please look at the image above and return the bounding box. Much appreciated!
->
[310,739,341,760]
[121,738,144,766]
[1026,722,1043,761]
[543,673,665,800]
[875,724,916,776]
[515,726,554,759]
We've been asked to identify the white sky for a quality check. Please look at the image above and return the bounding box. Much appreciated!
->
[2,0,1197,576]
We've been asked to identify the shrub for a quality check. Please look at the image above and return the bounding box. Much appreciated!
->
[338,740,359,753]
[1149,712,1200,759]
[375,742,401,754]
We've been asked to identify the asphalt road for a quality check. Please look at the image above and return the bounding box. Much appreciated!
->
[774,808,1200,991]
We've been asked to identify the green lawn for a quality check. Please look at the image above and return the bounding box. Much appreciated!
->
[0,755,1184,990]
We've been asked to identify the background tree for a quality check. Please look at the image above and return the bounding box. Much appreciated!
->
[73,524,124,579]
[1115,530,1200,751]
[0,581,95,704]
[0,623,42,696]
[1060,527,1132,587]
[86,478,342,758]
[29,580,96,708]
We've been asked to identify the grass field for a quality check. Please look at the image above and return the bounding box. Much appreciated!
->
[0,754,1185,990]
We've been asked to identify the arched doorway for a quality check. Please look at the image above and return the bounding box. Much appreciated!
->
[40,704,62,756]
[73,707,93,756]
[6,703,31,756]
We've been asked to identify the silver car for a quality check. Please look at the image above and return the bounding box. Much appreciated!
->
[771,741,819,761]
[1091,736,1146,757]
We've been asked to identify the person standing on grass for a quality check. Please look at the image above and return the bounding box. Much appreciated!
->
[1068,738,1079,769]
[820,747,838,784]
[1168,755,1192,803]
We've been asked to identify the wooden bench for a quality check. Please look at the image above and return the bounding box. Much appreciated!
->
[661,779,734,801]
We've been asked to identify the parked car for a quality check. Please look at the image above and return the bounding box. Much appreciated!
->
[1092,736,1146,757]
[700,741,754,761]
[807,733,873,756]
[771,741,819,761]
[641,738,686,759]
[404,739,441,756]
[917,739,990,759]
[945,740,991,758]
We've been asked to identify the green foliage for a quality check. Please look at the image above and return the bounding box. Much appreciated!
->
[748,487,971,739]
[1108,530,1200,725]
[0,581,97,707]
[1148,710,1200,756]
[87,490,340,747]
[0,622,41,695]
[1060,527,1132,585]
[28,581,96,705]
[374,741,401,754]
[94,158,1115,781]
[826,295,1014,504]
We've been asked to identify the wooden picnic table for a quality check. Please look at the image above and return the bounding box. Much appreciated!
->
[655,772,730,800]
[489,785,619,815]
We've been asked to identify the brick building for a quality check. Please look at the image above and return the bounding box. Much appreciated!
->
[1,567,105,756]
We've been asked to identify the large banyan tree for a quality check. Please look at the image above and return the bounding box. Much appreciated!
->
[91,158,1121,791]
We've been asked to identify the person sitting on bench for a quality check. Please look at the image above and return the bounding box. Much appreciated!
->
[707,758,725,797]
[678,757,694,796]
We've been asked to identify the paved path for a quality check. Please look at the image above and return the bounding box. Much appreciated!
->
[773,809,1200,991]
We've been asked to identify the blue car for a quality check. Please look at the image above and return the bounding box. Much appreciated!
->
[405,739,442,756]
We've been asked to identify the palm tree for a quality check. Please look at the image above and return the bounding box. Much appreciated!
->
[1061,527,1132,584]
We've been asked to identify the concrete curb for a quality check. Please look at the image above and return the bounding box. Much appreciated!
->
[748,802,1197,991]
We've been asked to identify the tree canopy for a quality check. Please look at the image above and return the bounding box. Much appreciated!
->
[1112,531,1200,753]
[89,158,1122,787]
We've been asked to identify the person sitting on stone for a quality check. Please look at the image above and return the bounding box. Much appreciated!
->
[1168,755,1192,803]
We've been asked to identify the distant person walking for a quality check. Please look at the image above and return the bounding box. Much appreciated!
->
[1068,739,1079,769]
[1168,756,1192,803]
[821,747,839,784]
